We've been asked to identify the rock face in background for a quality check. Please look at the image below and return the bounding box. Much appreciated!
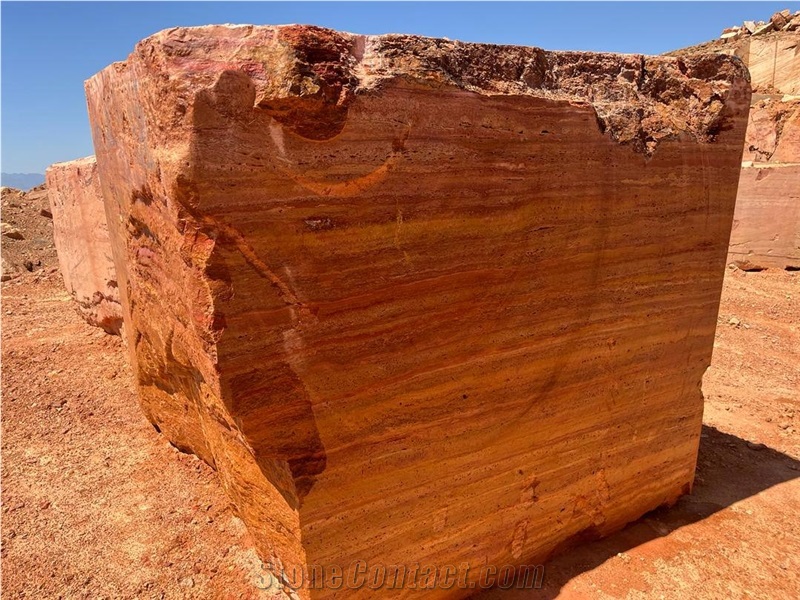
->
[742,34,800,95]
[733,98,800,270]
[674,14,800,270]
[86,25,749,597]
[45,157,123,334]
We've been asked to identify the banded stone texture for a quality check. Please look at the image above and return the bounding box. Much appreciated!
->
[733,31,800,95]
[85,25,750,597]
[45,156,123,334]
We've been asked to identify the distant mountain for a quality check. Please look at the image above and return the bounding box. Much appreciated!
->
[1,172,45,190]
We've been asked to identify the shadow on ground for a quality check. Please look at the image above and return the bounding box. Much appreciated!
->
[476,425,799,598]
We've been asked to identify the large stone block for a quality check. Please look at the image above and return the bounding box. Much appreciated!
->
[85,25,749,597]
[45,156,123,334]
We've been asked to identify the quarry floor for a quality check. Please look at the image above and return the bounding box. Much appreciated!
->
[1,267,798,600]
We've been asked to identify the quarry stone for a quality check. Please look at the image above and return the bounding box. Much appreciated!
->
[85,25,750,597]
[46,156,123,334]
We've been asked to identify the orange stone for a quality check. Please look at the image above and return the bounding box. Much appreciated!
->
[86,25,749,597]
[46,156,123,334]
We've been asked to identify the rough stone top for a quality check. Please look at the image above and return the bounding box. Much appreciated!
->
[46,156,97,173]
[88,24,751,154]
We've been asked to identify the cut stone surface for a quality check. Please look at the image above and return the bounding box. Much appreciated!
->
[45,156,123,334]
[85,25,750,597]
[746,34,800,94]
[730,165,800,270]
[732,37,800,270]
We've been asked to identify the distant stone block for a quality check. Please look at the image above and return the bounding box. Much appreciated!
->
[46,156,122,334]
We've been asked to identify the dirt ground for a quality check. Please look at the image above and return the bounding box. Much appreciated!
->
[1,254,798,599]
[1,185,56,282]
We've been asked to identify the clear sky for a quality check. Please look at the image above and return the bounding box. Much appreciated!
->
[1,1,796,173]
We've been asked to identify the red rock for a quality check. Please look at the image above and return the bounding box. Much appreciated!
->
[85,25,749,597]
[741,99,800,163]
[729,95,800,271]
[729,165,800,270]
[772,100,800,162]
[742,102,779,162]
[45,157,123,334]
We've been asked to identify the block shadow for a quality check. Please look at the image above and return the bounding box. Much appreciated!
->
[475,425,799,598]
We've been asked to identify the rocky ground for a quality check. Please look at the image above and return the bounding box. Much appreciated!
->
[1,209,798,598]
[1,186,57,283]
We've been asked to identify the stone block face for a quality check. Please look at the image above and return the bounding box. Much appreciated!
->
[740,34,800,95]
[729,165,800,270]
[85,25,749,597]
[730,97,800,270]
[45,156,123,334]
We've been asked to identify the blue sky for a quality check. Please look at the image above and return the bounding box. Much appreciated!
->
[1,1,795,173]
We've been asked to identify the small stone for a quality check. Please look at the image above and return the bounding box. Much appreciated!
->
[40,207,53,219]
[180,577,195,588]
[770,11,790,30]
[729,317,740,326]
[1,223,24,240]
[779,422,791,430]
[752,22,775,36]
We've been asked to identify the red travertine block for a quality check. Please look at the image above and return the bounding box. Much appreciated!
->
[46,156,123,334]
[85,25,749,597]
